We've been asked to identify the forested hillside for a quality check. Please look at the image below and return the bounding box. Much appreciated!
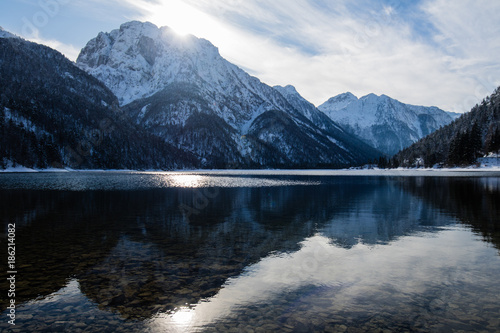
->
[0,37,197,169]
[390,87,500,168]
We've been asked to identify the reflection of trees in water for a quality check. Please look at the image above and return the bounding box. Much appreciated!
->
[400,177,500,253]
[1,176,499,319]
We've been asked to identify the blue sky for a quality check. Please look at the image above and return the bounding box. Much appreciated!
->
[1,0,500,113]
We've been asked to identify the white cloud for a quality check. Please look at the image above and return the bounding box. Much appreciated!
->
[14,19,81,61]
[421,0,500,111]
[197,1,450,108]
[15,0,499,113]
[120,0,498,112]
[149,229,496,329]
[29,36,81,61]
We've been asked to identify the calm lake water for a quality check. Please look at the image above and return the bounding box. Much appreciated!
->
[1,171,500,332]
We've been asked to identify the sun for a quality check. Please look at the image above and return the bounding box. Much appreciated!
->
[145,0,217,37]
[126,0,238,61]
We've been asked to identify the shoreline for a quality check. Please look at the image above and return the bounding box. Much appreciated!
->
[1,166,500,176]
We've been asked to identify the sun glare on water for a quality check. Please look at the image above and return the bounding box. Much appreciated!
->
[170,174,204,187]
[148,306,197,332]
[171,307,194,326]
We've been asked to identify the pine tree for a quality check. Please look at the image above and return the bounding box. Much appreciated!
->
[486,127,500,154]
[469,123,482,161]
[377,156,388,168]
[447,134,460,166]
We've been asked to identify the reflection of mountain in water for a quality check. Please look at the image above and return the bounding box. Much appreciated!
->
[1,175,499,320]
[319,177,452,247]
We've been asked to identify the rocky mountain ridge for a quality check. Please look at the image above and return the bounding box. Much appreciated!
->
[318,92,455,155]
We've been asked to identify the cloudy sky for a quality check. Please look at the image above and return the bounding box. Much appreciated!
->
[1,0,499,113]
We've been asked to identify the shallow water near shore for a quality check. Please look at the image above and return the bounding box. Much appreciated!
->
[1,171,500,332]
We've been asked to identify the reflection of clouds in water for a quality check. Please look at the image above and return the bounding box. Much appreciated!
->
[150,227,500,331]
[24,279,83,306]
[169,307,195,332]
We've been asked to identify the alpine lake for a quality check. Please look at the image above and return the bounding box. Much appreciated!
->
[1,170,500,333]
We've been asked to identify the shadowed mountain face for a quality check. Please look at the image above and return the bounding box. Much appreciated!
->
[1,174,499,321]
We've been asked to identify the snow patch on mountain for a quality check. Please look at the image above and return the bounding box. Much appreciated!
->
[3,107,50,137]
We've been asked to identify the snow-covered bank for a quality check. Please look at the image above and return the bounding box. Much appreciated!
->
[0,167,141,173]
[181,168,500,177]
[478,154,500,169]
[0,161,145,173]
[0,165,41,173]
[1,155,500,175]
[1,168,499,175]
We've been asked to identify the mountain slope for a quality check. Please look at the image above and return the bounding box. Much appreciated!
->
[77,21,381,168]
[273,85,383,162]
[318,93,454,156]
[0,35,197,169]
[393,87,500,167]
[0,27,18,39]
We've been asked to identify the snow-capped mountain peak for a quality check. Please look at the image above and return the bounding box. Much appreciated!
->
[275,85,300,97]
[77,21,226,106]
[322,92,358,111]
[274,85,316,113]
[319,93,454,155]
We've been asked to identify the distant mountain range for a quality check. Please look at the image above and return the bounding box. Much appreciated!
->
[0,22,469,170]
[318,92,456,156]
